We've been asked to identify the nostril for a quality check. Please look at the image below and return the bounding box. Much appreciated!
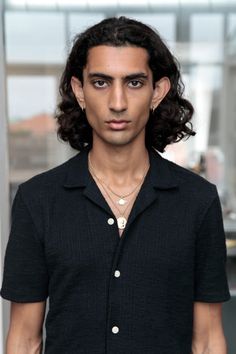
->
[109,107,127,114]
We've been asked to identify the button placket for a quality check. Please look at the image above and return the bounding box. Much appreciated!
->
[106,219,127,350]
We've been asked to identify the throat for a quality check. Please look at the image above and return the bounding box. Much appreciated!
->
[87,149,150,235]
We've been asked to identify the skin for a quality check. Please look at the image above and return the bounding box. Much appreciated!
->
[192,302,227,353]
[6,301,46,353]
[6,45,227,353]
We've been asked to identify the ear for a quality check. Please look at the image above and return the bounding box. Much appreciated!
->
[71,76,85,110]
[151,77,171,110]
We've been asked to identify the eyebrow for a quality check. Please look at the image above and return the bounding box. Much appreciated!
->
[87,72,149,81]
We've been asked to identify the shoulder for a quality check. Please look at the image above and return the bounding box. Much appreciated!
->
[162,156,222,228]
[158,152,218,204]
[18,152,80,201]
[168,157,215,190]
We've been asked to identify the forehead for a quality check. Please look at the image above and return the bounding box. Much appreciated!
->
[84,45,151,76]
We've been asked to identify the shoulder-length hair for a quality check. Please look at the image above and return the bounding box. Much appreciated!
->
[56,16,195,152]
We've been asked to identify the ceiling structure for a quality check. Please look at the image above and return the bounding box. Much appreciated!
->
[5,0,236,11]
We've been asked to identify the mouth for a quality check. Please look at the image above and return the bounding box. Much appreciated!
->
[105,120,131,130]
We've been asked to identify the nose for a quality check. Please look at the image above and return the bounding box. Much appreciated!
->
[108,83,128,113]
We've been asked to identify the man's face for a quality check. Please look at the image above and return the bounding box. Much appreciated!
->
[71,45,170,148]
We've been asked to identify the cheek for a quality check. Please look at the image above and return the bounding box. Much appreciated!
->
[130,90,153,108]
[85,104,105,129]
[131,95,151,118]
[84,90,106,113]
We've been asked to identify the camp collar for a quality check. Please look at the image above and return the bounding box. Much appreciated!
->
[63,146,179,190]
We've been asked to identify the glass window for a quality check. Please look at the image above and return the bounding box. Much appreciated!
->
[117,13,176,44]
[7,75,69,196]
[7,76,56,119]
[227,14,236,39]
[227,14,236,56]
[5,11,66,63]
[6,0,26,6]
[188,65,222,152]
[69,13,105,42]
[190,14,224,63]
[148,0,179,6]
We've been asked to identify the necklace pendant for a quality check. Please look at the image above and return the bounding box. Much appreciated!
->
[118,198,127,205]
[117,216,127,230]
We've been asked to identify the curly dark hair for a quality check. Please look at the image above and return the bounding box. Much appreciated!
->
[56,16,195,152]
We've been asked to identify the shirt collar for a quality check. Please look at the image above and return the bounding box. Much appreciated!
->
[148,148,179,189]
[63,146,179,190]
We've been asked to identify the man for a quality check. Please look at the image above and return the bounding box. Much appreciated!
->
[1,17,230,354]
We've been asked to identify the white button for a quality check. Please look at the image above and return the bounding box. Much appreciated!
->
[112,326,119,334]
[114,270,120,278]
[108,218,115,225]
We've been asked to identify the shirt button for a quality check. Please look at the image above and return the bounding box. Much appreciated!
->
[114,270,121,278]
[107,218,115,225]
[112,326,119,334]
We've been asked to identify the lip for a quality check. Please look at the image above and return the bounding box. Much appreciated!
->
[106,120,131,130]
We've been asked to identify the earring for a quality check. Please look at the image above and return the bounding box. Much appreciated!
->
[152,106,155,113]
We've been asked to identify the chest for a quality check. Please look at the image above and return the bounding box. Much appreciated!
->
[43,187,197,279]
[94,180,141,238]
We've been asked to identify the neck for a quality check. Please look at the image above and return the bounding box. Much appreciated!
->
[88,140,150,186]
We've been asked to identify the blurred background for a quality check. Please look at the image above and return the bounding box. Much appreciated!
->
[0,0,236,352]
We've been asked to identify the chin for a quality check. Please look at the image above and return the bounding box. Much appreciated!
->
[94,130,142,147]
[107,138,137,148]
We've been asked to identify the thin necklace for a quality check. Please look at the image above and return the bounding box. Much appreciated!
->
[88,158,149,230]
[90,168,138,230]
[88,153,149,206]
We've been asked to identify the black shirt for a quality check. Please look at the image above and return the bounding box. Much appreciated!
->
[1,147,231,354]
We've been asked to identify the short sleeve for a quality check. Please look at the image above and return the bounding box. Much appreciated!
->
[0,186,49,302]
[194,187,231,302]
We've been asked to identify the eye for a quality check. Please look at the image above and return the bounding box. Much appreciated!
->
[128,80,143,88]
[93,80,108,88]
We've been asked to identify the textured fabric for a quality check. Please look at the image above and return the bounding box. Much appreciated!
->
[1,147,231,354]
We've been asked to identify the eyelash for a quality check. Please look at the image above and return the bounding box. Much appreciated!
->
[93,80,107,88]
[92,80,144,89]
[128,80,143,88]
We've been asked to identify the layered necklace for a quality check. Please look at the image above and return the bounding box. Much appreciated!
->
[88,153,149,230]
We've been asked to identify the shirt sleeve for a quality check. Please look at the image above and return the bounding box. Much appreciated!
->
[194,187,231,302]
[0,186,49,302]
